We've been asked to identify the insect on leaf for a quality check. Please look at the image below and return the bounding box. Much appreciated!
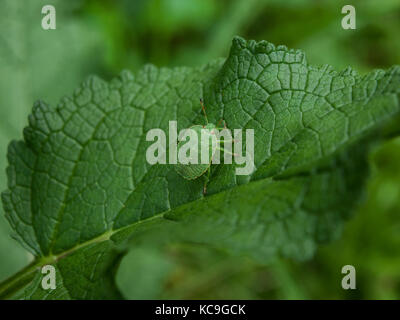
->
[1,37,400,299]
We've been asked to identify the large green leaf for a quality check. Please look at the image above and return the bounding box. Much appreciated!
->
[1,37,399,299]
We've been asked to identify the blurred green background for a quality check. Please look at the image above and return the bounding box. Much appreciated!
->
[0,0,399,299]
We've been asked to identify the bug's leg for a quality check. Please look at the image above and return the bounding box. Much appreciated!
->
[200,99,209,125]
[203,167,211,195]
[215,119,227,130]
[216,119,226,128]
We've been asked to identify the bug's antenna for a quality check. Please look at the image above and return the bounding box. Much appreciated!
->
[199,98,209,124]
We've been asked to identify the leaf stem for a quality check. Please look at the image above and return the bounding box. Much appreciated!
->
[0,215,166,299]
[0,259,42,299]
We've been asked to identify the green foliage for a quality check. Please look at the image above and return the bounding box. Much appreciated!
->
[116,246,173,299]
[0,35,399,299]
[0,0,106,281]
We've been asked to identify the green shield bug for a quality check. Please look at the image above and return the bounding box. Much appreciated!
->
[174,99,236,194]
